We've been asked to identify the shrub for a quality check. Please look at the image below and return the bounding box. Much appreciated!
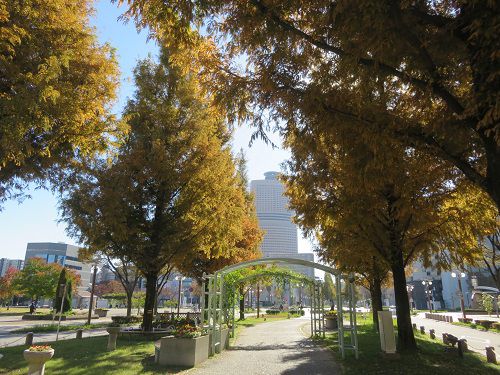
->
[481,294,494,316]
[265,309,281,315]
[111,315,142,325]
[474,320,494,329]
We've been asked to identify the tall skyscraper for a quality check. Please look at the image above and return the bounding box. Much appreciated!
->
[251,171,314,280]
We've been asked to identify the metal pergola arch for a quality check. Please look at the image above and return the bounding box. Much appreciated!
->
[200,257,359,359]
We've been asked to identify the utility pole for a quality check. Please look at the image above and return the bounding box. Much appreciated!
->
[87,264,98,325]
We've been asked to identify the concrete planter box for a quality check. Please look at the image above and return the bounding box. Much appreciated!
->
[208,328,230,355]
[155,335,209,367]
[94,309,109,317]
[221,328,230,350]
[23,349,54,375]
[325,317,338,330]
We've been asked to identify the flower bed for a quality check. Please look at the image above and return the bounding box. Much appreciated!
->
[24,345,54,375]
[28,345,52,352]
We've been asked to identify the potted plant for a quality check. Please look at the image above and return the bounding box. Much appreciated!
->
[94,308,109,317]
[155,324,209,367]
[23,345,54,375]
[324,310,338,330]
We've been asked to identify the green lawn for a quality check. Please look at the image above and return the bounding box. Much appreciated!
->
[2,314,497,374]
[235,311,300,328]
[452,321,500,334]
[12,322,110,333]
[319,316,499,374]
[0,307,51,316]
[0,336,182,375]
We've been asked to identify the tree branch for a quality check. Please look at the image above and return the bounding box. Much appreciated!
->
[251,0,465,114]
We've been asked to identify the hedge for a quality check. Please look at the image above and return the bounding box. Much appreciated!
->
[111,315,142,325]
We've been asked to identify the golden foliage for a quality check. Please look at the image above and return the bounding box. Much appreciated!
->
[0,0,119,203]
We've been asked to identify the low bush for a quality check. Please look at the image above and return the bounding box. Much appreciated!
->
[265,309,281,315]
[22,314,63,321]
[474,320,494,329]
[265,309,304,316]
[111,316,142,325]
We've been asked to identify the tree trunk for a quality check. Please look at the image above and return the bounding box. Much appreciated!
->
[239,286,245,320]
[143,274,158,332]
[125,291,133,318]
[370,277,383,332]
[391,254,417,352]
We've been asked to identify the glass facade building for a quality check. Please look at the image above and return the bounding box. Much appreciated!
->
[24,242,91,291]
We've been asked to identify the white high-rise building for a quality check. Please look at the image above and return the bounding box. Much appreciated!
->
[0,258,24,276]
[250,171,314,280]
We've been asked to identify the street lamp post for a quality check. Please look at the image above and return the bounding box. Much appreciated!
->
[422,280,433,313]
[299,283,304,307]
[406,284,414,312]
[175,276,185,317]
[257,287,264,317]
[451,272,467,319]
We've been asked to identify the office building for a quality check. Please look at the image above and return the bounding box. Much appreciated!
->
[250,171,315,281]
[25,242,92,291]
[0,258,24,276]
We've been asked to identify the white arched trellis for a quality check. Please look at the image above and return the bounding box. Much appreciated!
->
[200,257,359,359]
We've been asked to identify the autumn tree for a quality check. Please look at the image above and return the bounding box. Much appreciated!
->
[60,47,250,331]
[13,258,79,303]
[481,231,500,291]
[0,0,119,206]
[118,0,500,213]
[94,280,125,297]
[0,267,19,307]
[284,126,496,351]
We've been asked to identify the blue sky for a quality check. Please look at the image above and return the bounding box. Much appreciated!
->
[0,0,311,260]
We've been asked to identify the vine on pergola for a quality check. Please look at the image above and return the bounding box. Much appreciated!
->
[221,265,316,320]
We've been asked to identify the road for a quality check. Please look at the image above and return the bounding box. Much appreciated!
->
[412,313,500,355]
[187,316,340,375]
[0,307,196,348]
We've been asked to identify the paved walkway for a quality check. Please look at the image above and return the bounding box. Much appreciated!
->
[188,318,340,375]
[412,313,500,355]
